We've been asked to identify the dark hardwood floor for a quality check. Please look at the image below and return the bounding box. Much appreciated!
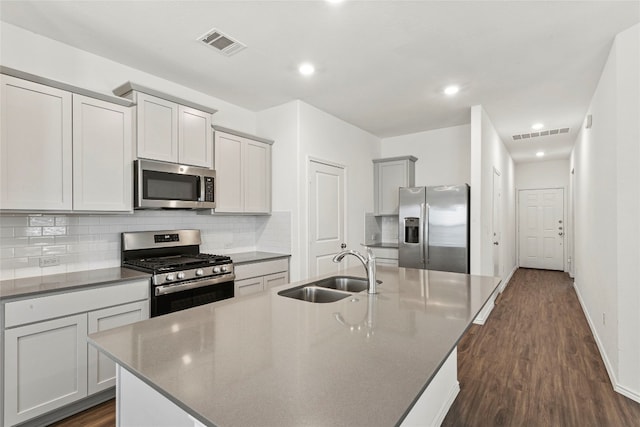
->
[52,268,640,426]
[49,399,115,427]
[442,268,640,427]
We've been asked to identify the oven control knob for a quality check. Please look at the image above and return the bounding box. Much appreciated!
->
[221,265,229,272]
[213,266,221,273]
[166,274,175,282]
[177,272,185,280]
[196,269,204,276]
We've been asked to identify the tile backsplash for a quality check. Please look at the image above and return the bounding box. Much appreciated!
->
[0,211,291,280]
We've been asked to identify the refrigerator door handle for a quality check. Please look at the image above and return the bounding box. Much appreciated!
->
[419,203,426,265]
[424,203,430,263]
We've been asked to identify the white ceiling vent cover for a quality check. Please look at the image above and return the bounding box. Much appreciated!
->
[198,28,246,56]
[512,127,570,141]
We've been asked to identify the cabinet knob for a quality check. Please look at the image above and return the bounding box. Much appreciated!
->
[340,243,347,249]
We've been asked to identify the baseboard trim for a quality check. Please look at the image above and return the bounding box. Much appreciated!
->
[573,282,640,404]
[432,380,460,427]
[474,266,517,325]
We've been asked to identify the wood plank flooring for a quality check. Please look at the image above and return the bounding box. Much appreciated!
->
[52,268,640,426]
[442,268,640,427]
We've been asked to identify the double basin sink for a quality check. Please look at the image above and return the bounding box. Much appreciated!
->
[278,276,379,303]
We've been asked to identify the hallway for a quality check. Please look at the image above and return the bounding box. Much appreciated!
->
[442,268,640,426]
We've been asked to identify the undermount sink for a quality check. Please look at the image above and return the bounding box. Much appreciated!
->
[312,276,370,293]
[278,286,351,303]
[278,275,382,303]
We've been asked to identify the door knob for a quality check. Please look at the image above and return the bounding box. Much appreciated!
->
[493,241,499,246]
[558,232,563,236]
[340,243,347,249]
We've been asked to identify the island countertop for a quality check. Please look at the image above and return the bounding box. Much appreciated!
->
[89,265,500,427]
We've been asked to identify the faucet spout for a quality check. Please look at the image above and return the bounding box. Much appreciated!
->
[332,248,378,294]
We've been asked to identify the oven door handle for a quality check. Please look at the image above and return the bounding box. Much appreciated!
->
[154,274,235,296]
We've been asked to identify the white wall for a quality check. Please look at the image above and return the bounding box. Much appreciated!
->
[515,159,569,190]
[0,22,256,133]
[515,159,570,272]
[570,23,639,402]
[257,101,380,281]
[380,125,470,186]
[470,105,516,282]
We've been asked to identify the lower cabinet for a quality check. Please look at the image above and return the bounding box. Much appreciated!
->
[2,280,149,427]
[87,301,148,394]
[370,247,399,267]
[234,258,289,297]
[4,314,88,426]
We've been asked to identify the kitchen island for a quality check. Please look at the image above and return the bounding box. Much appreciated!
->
[89,265,500,426]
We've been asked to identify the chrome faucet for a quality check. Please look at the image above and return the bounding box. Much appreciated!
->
[332,248,378,294]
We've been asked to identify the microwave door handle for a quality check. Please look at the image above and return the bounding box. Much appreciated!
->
[198,176,204,202]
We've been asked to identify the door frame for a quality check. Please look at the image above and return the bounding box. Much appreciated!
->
[492,167,502,279]
[516,186,566,271]
[306,156,348,279]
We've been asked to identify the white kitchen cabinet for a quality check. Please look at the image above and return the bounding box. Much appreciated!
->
[178,105,213,168]
[370,247,399,266]
[135,91,179,163]
[2,279,149,426]
[0,73,134,213]
[373,156,417,215]
[114,83,215,168]
[0,74,73,210]
[234,258,289,296]
[213,127,272,214]
[4,314,88,427]
[72,94,133,211]
[87,300,149,394]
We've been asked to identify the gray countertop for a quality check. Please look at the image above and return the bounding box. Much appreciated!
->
[227,251,290,265]
[366,242,399,249]
[89,265,500,427]
[0,267,150,300]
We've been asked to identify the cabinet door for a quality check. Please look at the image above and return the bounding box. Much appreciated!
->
[214,132,244,212]
[0,75,72,210]
[136,92,178,163]
[264,272,288,289]
[73,94,133,211]
[4,314,88,427]
[375,160,409,215]
[178,106,213,168]
[235,277,264,296]
[87,300,149,394]
[244,139,271,213]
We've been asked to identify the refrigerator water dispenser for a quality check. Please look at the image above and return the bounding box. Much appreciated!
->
[404,217,420,243]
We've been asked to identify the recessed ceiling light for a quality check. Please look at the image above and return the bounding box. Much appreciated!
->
[444,85,459,96]
[326,0,344,3]
[298,62,315,76]
[532,123,544,130]
[536,151,545,157]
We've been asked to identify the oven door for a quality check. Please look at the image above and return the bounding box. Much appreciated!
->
[151,278,234,317]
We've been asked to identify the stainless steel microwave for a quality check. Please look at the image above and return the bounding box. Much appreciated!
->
[134,159,216,209]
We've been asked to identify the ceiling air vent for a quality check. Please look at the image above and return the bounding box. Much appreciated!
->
[512,127,571,141]
[198,28,246,57]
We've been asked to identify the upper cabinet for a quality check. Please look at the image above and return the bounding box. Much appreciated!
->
[373,156,417,215]
[213,127,273,214]
[0,73,133,212]
[114,83,215,169]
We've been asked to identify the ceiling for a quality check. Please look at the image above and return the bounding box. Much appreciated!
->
[1,1,638,163]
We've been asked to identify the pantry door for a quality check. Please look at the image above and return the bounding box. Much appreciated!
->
[518,188,564,270]
[308,160,345,277]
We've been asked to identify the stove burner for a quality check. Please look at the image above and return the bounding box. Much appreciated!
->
[124,253,232,273]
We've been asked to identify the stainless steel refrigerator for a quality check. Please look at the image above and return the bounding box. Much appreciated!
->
[398,185,470,273]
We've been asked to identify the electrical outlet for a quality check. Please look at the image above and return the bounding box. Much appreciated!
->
[39,256,60,268]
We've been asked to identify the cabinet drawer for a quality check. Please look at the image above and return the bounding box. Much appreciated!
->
[234,258,288,281]
[235,277,264,297]
[5,279,149,328]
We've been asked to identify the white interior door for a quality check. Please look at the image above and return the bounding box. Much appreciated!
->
[492,168,502,277]
[518,188,564,270]
[309,160,345,277]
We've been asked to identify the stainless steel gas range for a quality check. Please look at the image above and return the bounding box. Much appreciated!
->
[121,229,235,317]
